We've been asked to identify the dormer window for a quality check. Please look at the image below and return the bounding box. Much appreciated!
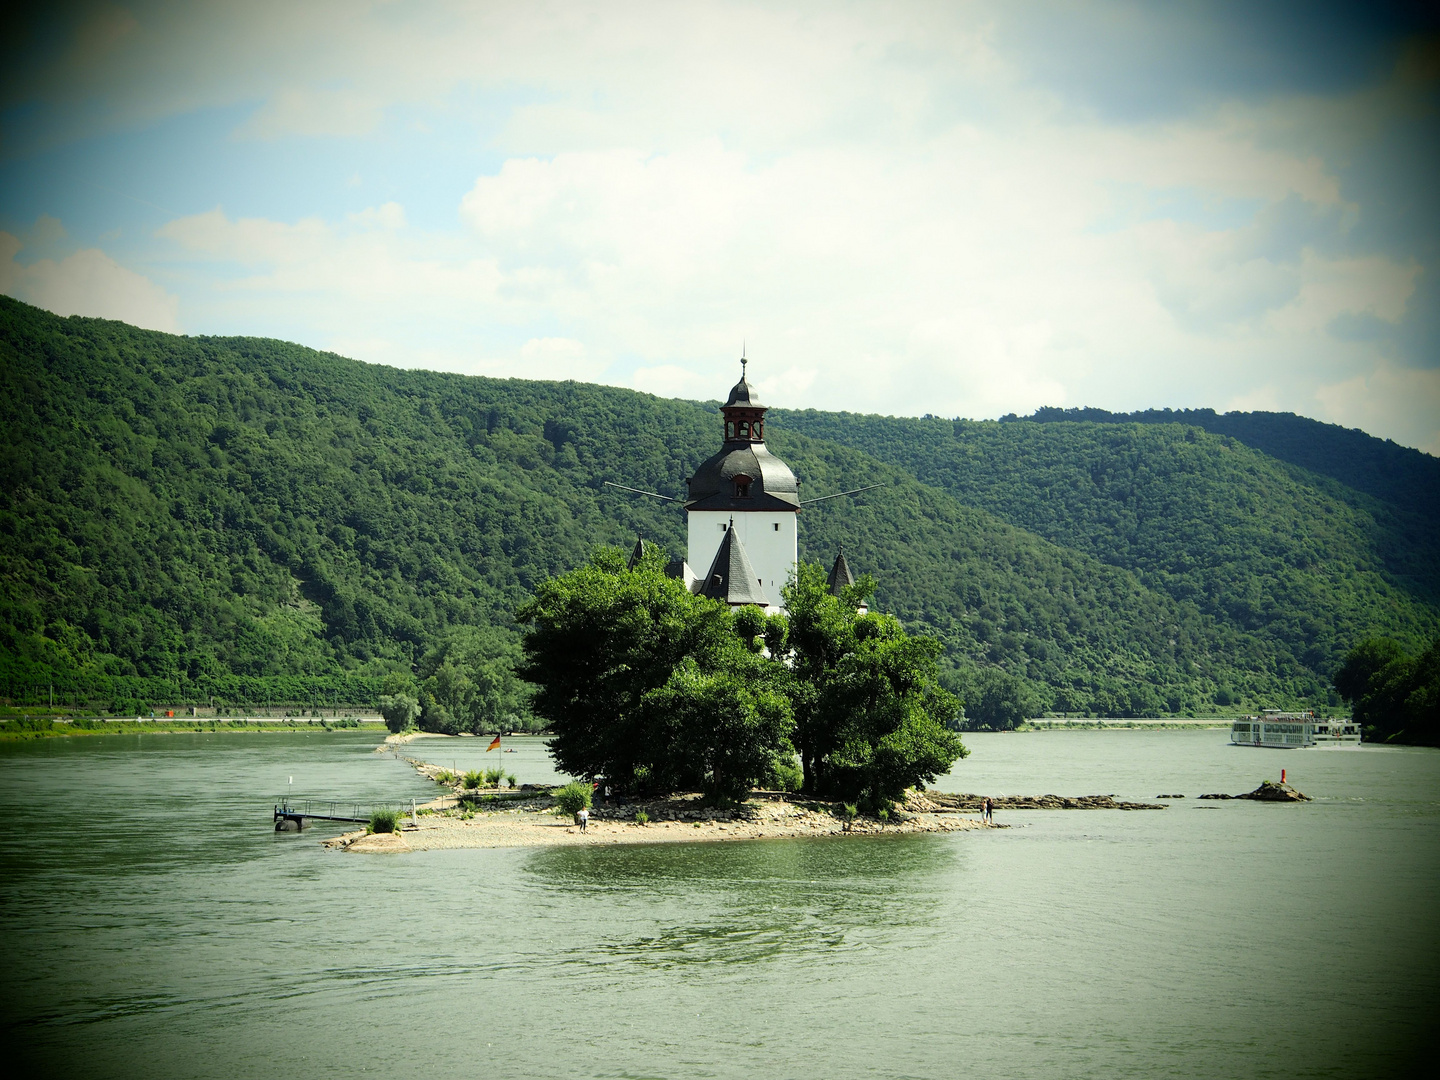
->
[734,474,753,498]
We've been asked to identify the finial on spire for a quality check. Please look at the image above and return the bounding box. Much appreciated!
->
[741,341,747,377]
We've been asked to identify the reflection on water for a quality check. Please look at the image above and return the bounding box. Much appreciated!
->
[1,729,1435,1080]
[530,837,956,970]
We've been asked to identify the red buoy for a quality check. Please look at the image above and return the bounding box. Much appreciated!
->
[1281,768,1286,784]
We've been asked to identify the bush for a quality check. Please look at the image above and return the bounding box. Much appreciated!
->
[506,774,518,789]
[766,754,803,793]
[634,810,650,826]
[553,781,593,816]
[841,803,858,820]
[433,769,456,785]
[369,806,401,833]
[463,770,482,789]
[484,767,506,787]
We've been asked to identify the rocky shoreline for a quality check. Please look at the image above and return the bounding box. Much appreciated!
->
[325,740,1312,854]
[325,794,996,853]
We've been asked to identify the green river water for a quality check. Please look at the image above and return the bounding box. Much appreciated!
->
[1,729,1435,1079]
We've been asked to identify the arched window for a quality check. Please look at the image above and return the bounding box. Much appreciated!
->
[738,421,750,438]
[754,421,763,439]
[725,421,735,440]
[734,474,752,498]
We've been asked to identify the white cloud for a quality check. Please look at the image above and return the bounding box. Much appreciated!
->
[631,364,717,400]
[1,230,180,332]
[15,1,1426,450]
[514,337,609,381]
[1316,364,1440,457]
[347,202,407,230]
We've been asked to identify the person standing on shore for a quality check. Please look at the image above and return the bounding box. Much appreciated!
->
[983,797,993,823]
[577,807,589,832]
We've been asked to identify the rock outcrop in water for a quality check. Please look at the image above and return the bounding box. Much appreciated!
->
[1200,780,1310,802]
[1239,779,1311,801]
[910,792,1166,811]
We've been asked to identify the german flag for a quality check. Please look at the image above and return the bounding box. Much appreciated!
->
[487,734,502,752]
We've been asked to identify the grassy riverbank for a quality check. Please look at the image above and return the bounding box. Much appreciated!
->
[0,716,387,741]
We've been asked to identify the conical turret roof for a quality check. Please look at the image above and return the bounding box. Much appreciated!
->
[827,549,855,595]
[699,522,770,606]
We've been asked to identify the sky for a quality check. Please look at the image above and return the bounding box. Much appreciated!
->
[2,1,1437,453]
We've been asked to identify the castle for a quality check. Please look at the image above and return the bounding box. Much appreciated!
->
[628,360,859,615]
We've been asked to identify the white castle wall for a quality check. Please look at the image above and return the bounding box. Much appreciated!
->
[688,509,798,611]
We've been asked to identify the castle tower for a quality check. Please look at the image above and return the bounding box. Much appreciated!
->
[684,360,799,613]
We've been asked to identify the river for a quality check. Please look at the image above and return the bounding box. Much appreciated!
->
[1,729,1435,1079]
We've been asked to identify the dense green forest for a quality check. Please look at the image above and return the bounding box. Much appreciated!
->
[3,296,1436,719]
[778,408,1440,697]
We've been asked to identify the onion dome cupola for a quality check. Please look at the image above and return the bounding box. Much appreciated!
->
[684,358,800,513]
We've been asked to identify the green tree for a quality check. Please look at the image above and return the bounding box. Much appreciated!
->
[1335,637,1439,746]
[377,671,420,733]
[779,562,966,801]
[636,660,793,800]
[945,665,1037,730]
[517,545,790,794]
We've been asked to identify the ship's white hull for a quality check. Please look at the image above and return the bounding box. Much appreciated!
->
[1231,716,1361,748]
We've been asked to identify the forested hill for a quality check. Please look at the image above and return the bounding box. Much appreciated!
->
[1013,405,1440,526]
[3,295,1436,719]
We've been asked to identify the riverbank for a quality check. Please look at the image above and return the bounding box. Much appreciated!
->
[0,717,387,741]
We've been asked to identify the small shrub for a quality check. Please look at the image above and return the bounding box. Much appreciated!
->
[463,770,483,789]
[433,769,456,785]
[553,781,593,816]
[841,804,858,820]
[483,767,507,788]
[368,806,401,833]
[634,810,650,826]
[877,807,889,822]
[506,774,518,789]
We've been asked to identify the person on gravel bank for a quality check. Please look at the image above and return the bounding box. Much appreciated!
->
[576,807,589,832]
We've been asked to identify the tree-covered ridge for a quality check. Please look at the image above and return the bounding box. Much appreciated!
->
[2,295,1435,717]
[775,408,1440,690]
[1014,405,1440,525]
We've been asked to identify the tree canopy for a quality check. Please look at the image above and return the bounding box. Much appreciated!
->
[519,549,965,803]
[517,545,794,799]
[1334,637,1439,746]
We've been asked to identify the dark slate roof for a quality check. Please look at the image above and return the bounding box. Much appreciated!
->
[698,524,771,606]
[724,374,765,409]
[685,442,799,511]
[827,549,855,595]
[664,558,688,580]
[627,536,646,570]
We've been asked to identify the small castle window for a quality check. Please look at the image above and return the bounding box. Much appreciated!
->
[725,421,735,440]
[754,421,763,439]
[738,421,750,438]
[734,475,752,498]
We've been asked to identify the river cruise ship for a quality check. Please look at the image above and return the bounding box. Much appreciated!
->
[1230,709,1361,748]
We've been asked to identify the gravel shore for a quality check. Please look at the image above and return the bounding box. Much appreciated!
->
[326,799,994,853]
